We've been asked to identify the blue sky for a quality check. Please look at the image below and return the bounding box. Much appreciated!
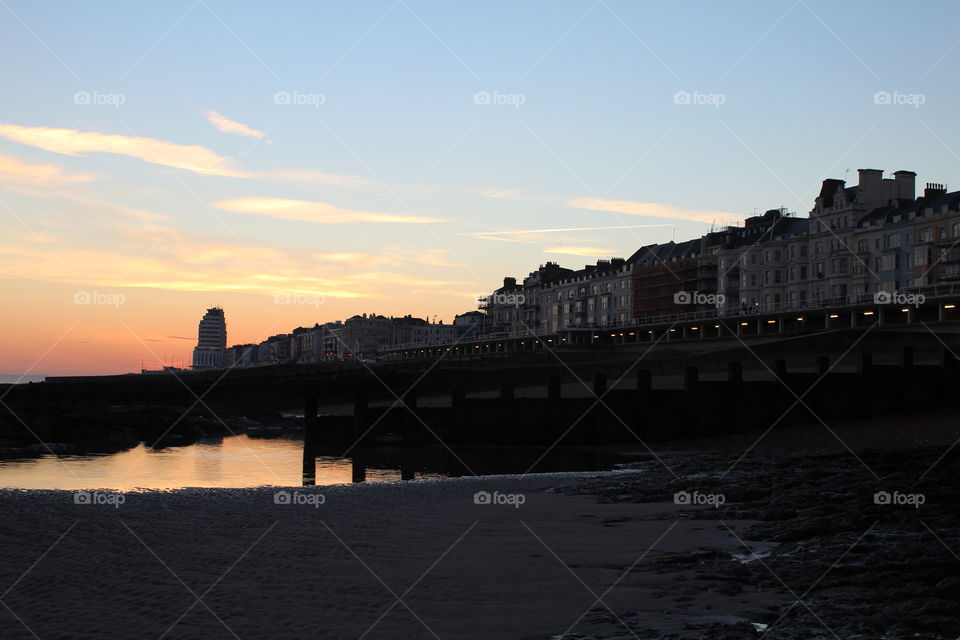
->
[1,0,959,373]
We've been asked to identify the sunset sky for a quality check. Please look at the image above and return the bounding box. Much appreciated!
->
[2,0,959,375]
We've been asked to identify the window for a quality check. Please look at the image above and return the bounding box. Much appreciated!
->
[921,228,934,243]
[815,242,823,256]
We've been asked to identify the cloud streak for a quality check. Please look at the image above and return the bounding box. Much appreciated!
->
[0,153,94,187]
[568,197,738,225]
[203,110,266,140]
[213,197,446,225]
[544,245,618,257]
[0,124,244,176]
[0,123,369,187]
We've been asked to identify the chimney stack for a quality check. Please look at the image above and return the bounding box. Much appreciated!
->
[924,183,946,199]
[857,169,884,208]
[893,170,916,202]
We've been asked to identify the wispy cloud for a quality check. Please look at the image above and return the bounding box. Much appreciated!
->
[482,187,559,204]
[258,168,372,188]
[0,221,460,300]
[544,245,618,257]
[0,153,95,186]
[568,197,738,225]
[464,223,669,244]
[213,197,446,224]
[203,109,266,140]
[483,186,739,226]
[0,123,369,187]
[0,124,245,176]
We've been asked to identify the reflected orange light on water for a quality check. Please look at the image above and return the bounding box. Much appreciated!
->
[0,435,401,491]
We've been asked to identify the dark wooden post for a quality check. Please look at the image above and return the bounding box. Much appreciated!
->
[684,366,699,437]
[351,450,367,483]
[773,359,789,424]
[813,355,830,418]
[353,392,368,444]
[817,355,830,376]
[727,361,742,432]
[774,359,788,381]
[546,376,562,443]
[451,385,466,444]
[637,369,652,440]
[939,347,958,405]
[592,372,608,443]
[858,352,874,417]
[401,447,415,481]
[402,388,418,445]
[498,380,514,443]
[302,396,317,486]
[899,346,914,413]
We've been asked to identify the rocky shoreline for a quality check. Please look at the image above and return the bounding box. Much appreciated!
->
[564,446,960,639]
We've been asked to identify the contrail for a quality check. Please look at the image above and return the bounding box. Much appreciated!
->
[464,223,670,236]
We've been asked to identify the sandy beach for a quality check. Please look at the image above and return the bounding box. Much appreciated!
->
[2,420,959,640]
[2,409,959,639]
[0,471,775,640]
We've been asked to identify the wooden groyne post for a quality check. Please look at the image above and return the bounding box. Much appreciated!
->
[302,396,318,486]
[636,369,651,440]
[726,361,742,432]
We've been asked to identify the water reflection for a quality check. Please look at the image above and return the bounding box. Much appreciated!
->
[0,433,623,491]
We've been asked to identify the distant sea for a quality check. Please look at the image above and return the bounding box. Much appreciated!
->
[0,375,45,384]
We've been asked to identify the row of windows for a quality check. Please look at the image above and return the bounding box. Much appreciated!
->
[545,296,634,315]
[552,280,631,300]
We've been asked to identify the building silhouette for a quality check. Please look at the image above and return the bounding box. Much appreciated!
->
[191,307,226,369]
